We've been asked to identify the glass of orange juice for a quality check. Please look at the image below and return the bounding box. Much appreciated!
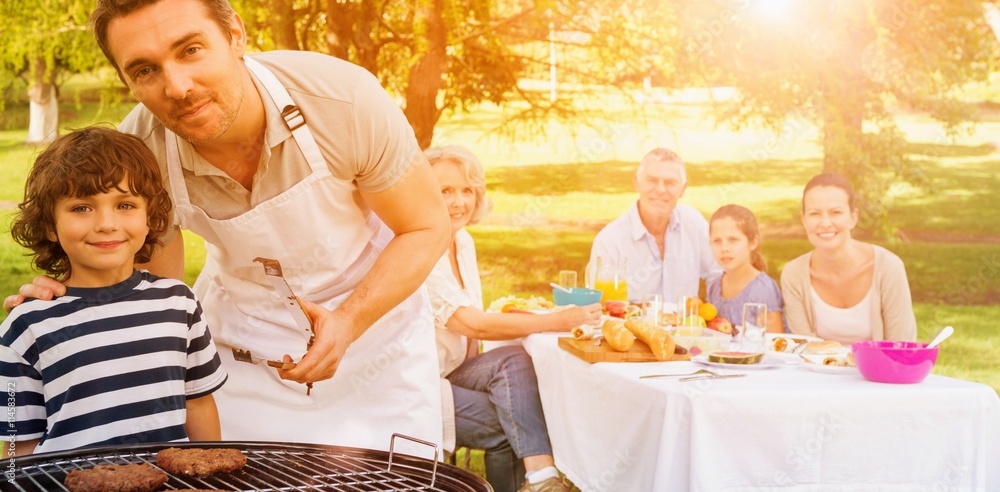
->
[591,256,628,302]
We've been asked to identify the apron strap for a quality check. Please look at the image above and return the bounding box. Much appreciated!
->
[244,56,326,174]
[163,56,330,208]
[164,129,191,207]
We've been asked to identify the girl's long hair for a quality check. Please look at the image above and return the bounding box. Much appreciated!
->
[710,204,767,273]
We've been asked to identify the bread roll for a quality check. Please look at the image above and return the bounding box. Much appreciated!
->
[601,319,635,351]
[624,318,676,361]
[804,340,843,355]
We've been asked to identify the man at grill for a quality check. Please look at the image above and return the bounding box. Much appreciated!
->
[4,0,450,452]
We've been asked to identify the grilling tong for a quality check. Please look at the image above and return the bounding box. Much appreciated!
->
[231,257,316,395]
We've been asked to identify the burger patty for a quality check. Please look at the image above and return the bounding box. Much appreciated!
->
[155,447,247,477]
[64,463,168,492]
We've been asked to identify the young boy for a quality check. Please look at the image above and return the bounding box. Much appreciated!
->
[1,126,227,455]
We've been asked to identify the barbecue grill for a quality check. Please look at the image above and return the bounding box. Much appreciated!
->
[3,435,491,491]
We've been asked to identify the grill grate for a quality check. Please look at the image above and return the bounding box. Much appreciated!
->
[2,441,491,492]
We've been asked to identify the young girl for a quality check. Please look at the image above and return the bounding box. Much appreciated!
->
[2,126,227,455]
[706,204,785,333]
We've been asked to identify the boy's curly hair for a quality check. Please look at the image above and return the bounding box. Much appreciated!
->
[10,126,172,279]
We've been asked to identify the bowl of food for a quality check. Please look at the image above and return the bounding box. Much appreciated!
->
[552,287,603,306]
[851,340,939,384]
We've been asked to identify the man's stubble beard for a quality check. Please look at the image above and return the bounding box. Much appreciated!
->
[175,82,245,147]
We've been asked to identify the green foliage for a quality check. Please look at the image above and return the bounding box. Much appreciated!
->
[670,0,1000,238]
[0,0,107,91]
[231,0,677,146]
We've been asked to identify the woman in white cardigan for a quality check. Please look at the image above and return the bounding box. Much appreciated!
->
[781,173,916,342]
[424,146,600,492]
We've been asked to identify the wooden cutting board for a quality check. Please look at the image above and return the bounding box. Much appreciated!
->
[558,337,691,363]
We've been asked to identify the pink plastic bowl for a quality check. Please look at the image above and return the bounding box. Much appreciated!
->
[851,340,939,384]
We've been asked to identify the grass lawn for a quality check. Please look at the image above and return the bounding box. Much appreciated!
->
[0,88,997,472]
[2,92,999,387]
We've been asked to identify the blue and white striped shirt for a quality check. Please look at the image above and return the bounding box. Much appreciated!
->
[1,270,227,453]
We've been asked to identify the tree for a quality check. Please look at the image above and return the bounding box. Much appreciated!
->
[0,0,107,144]
[672,0,999,237]
[233,0,678,149]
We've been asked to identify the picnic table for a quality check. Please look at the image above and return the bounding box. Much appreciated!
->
[523,332,1000,491]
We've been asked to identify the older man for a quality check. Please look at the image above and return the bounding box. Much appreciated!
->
[589,147,721,304]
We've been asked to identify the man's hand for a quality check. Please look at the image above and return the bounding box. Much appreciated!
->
[3,276,66,313]
[277,299,358,384]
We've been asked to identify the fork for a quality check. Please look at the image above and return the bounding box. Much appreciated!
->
[640,369,716,379]
[680,373,746,382]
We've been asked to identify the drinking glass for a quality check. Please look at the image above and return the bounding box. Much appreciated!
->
[558,270,578,290]
[741,303,767,353]
[677,296,700,328]
[592,256,628,302]
[641,294,662,325]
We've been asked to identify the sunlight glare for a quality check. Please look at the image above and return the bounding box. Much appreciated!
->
[754,0,794,21]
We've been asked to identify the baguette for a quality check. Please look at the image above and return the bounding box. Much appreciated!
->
[601,319,635,351]
[624,318,676,361]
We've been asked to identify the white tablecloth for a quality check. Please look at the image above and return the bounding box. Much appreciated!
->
[523,333,1000,492]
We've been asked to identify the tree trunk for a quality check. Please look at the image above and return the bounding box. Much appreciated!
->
[403,0,447,149]
[270,0,300,50]
[26,57,58,145]
[325,0,354,60]
[354,0,379,74]
[820,4,871,173]
[821,96,863,172]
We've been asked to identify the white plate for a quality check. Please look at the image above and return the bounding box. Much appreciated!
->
[766,333,823,353]
[801,361,859,375]
[799,347,853,366]
[692,353,798,370]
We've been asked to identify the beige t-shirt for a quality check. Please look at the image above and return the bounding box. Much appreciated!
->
[118,50,421,243]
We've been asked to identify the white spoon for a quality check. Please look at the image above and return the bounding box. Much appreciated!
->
[927,326,954,349]
[550,282,573,294]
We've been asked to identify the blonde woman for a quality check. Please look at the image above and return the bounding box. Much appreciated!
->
[425,146,599,492]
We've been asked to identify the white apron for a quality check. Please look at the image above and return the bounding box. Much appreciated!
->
[163,56,442,453]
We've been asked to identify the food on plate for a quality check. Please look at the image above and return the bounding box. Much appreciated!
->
[624,318,676,361]
[487,295,555,313]
[772,336,788,352]
[155,447,247,477]
[769,335,814,353]
[698,302,717,321]
[661,312,679,326]
[64,463,168,492]
[708,351,764,364]
[803,340,844,355]
[603,300,628,318]
[816,352,856,367]
[601,319,636,351]
[571,324,594,340]
[707,316,734,335]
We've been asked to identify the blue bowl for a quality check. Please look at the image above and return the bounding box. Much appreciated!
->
[552,287,603,306]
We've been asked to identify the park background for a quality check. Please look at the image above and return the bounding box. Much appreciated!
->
[1,2,998,392]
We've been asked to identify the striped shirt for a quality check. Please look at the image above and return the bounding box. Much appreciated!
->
[1,270,227,453]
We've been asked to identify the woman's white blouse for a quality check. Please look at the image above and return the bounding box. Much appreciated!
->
[425,229,483,378]
[811,284,874,343]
